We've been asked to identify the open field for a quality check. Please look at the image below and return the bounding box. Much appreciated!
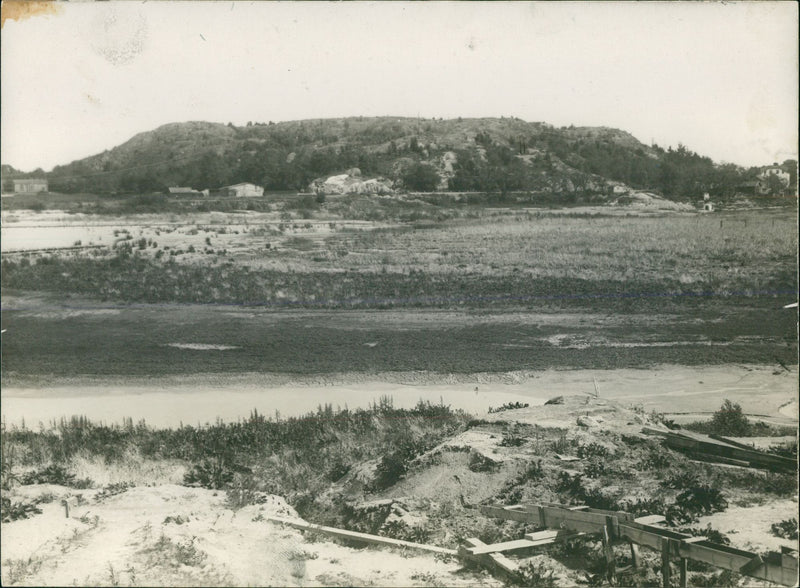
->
[3,205,796,304]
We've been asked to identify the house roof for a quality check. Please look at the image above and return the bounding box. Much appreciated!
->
[224,183,260,189]
[14,178,48,184]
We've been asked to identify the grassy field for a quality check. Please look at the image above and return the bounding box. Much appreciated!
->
[1,205,797,379]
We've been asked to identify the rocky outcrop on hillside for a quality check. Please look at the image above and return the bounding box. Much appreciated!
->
[310,168,394,196]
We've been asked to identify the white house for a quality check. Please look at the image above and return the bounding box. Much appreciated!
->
[222,183,264,197]
[756,167,791,195]
[168,186,201,196]
[14,178,48,193]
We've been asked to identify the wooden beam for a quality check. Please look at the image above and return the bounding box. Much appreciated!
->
[661,537,672,588]
[465,538,539,556]
[629,542,641,568]
[266,517,457,556]
[680,557,688,588]
[602,524,617,584]
[643,429,795,473]
[485,503,799,587]
[461,538,520,581]
[524,529,584,544]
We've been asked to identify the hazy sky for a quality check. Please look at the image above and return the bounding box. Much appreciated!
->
[1,1,797,171]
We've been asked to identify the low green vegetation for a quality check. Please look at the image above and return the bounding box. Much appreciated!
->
[1,399,467,520]
[684,400,797,437]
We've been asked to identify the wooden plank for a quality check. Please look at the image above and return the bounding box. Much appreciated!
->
[466,538,537,556]
[266,517,457,556]
[462,538,519,580]
[524,529,583,543]
[634,514,666,525]
[643,428,795,472]
[782,553,798,572]
[688,452,751,468]
[680,557,688,588]
[707,434,759,450]
[480,504,540,524]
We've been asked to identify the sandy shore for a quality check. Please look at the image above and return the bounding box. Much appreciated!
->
[2,364,796,429]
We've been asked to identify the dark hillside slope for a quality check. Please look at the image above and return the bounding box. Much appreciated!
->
[37,117,792,199]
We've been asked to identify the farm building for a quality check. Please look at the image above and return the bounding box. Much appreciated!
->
[168,186,203,196]
[222,183,264,197]
[13,178,48,193]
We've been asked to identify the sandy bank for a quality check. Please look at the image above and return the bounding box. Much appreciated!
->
[2,364,796,429]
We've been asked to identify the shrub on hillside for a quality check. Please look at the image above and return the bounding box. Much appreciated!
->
[708,400,750,436]
[183,459,234,490]
[770,518,799,540]
[20,464,92,488]
[1,496,42,522]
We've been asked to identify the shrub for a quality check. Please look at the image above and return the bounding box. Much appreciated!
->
[583,458,606,478]
[660,470,700,489]
[577,443,610,459]
[770,518,799,540]
[512,561,557,587]
[468,451,498,473]
[709,400,750,436]
[675,485,727,515]
[19,464,91,488]
[94,482,133,502]
[677,524,730,545]
[372,453,409,490]
[1,497,42,522]
[183,459,234,489]
[765,440,797,459]
[499,433,526,447]
[488,402,529,414]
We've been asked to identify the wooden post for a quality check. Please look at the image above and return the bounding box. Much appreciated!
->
[680,557,688,588]
[629,542,641,568]
[602,524,617,585]
[661,537,671,588]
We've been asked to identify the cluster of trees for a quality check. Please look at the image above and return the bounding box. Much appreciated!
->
[20,118,798,198]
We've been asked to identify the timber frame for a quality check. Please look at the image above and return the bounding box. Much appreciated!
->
[481,502,799,587]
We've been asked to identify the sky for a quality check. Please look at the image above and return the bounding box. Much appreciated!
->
[1,1,797,172]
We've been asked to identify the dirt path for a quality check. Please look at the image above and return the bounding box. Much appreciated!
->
[2,364,796,428]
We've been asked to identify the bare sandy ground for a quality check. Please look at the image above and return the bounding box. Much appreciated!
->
[1,484,497,587]
[2,364,796,429]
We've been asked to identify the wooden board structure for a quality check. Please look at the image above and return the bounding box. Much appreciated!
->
[482,502,799,587]
[642,427,796,473]
[266,516,457,556]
